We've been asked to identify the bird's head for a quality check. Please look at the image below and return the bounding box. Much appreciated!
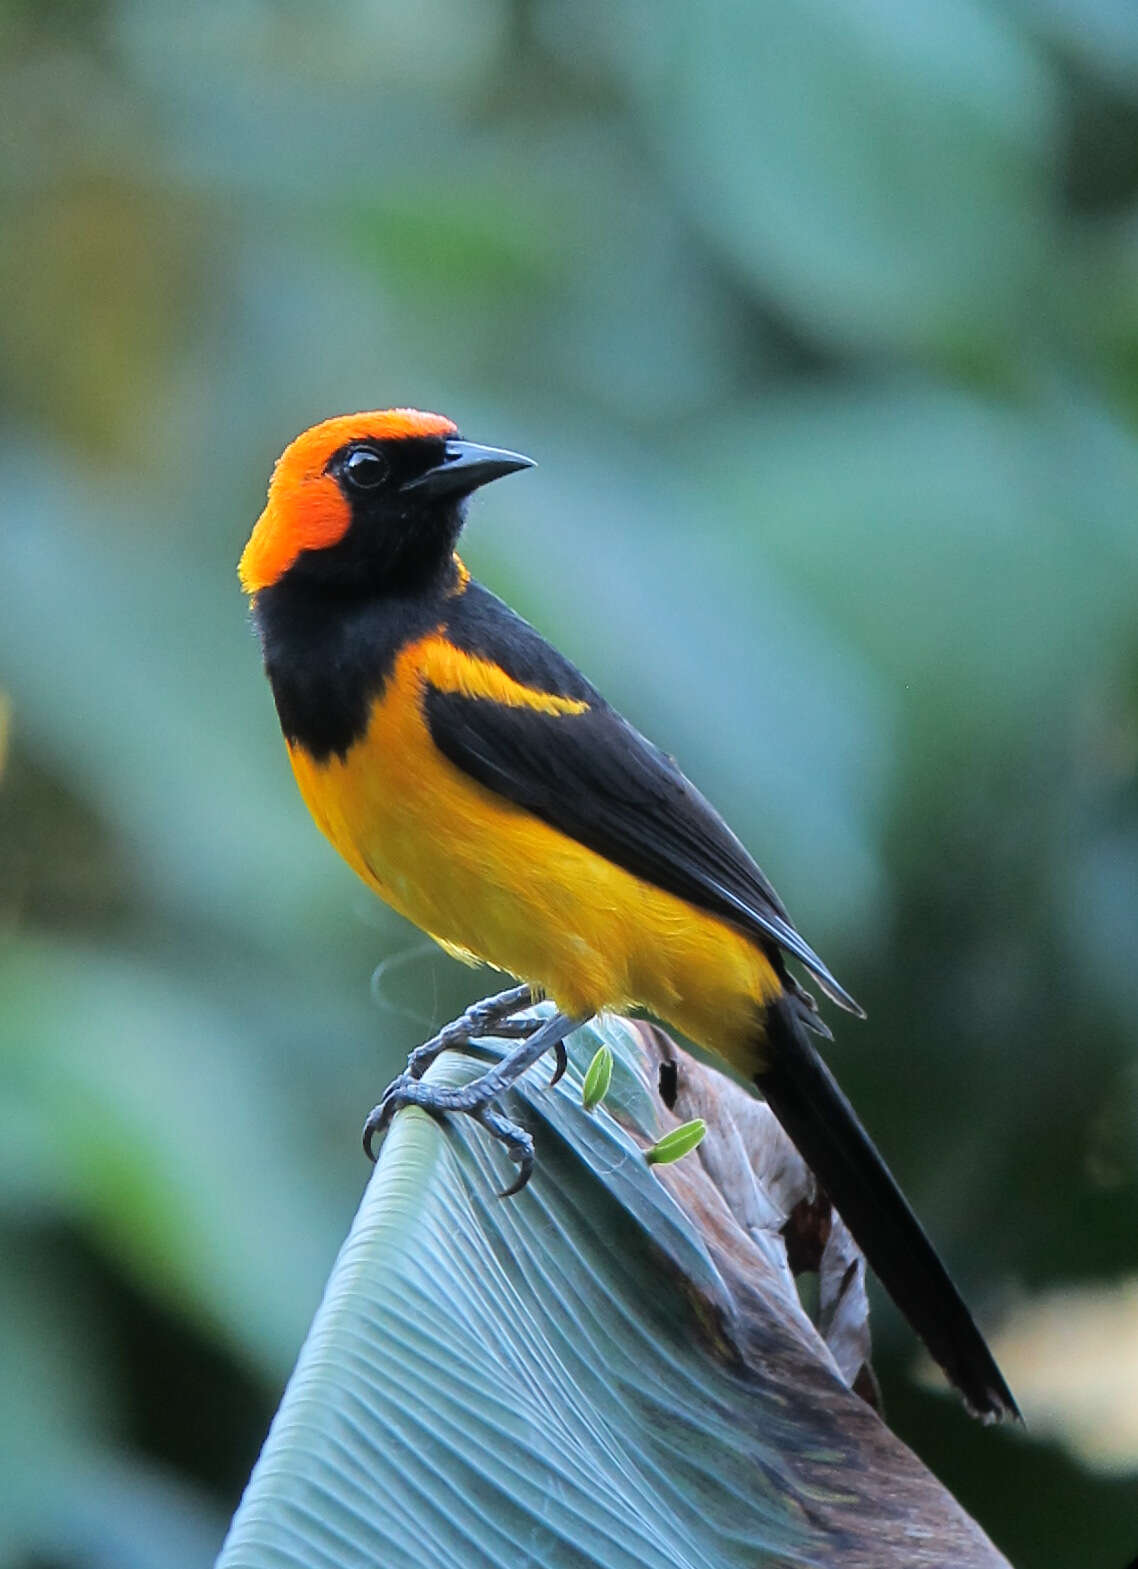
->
[238,409,534,597]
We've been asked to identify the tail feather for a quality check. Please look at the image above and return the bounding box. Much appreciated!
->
[757,1001,1019,1422]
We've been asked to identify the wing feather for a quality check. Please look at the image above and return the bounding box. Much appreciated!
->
[425,583,863,1018]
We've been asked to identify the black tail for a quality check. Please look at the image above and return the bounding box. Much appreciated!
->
[757,1001,1019,1421]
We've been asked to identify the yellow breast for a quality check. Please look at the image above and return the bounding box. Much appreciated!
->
[286,637,781,1054]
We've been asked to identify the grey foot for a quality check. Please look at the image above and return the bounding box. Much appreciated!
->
[404,983,567,1090]
[405,984,537,1078]
[363,1008,582,1196]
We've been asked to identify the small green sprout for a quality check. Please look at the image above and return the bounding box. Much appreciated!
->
[581,1043,614,1110]
[646,1118,707,1166]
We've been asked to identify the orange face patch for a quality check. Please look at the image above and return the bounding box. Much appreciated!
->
[238,408,459,595]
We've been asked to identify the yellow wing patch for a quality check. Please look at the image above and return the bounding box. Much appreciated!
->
[418,637,590,718]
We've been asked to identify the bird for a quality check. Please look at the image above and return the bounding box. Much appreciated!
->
[239,407,1018,1421]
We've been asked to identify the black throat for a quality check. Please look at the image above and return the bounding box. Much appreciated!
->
[252,564,455,763]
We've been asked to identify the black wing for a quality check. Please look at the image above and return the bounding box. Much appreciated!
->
[428,582,863,1018]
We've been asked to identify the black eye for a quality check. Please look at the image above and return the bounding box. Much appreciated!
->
[341,445,389,490]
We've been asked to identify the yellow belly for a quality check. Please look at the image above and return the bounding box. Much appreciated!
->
[287,641,781,1056]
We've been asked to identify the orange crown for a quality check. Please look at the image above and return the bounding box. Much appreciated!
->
[238,409,459,595]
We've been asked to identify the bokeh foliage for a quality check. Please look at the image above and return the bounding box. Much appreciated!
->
[1,1,1137,1565]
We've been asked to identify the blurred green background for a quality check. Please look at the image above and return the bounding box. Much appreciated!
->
[2,1,1138,1564]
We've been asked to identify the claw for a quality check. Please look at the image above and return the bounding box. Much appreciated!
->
[548,1039,568,1088]
[362,1007,582,1191]
[497,1164,533,1200]
[362,1076,407,1160]
[475,1103,536,1197]
[362,1108,383,1161]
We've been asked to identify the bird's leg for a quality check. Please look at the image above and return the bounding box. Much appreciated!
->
[403,983,538,1079]
[363,1009,582,1196]
[404,982,570,1087]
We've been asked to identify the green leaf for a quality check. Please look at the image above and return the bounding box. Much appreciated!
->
[218,1017,1007,1569]
[645,1117,707,1165]
[581,1042,614,1110]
